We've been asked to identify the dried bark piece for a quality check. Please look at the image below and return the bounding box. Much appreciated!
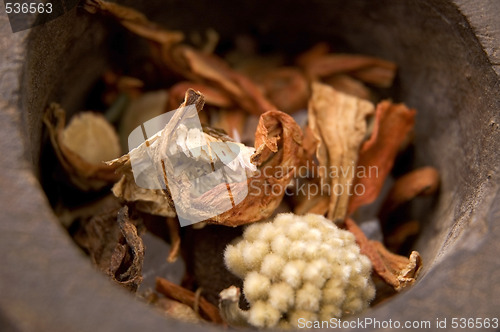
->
[345,218,422,291]
[156,277,223,324]
[348,101,417,215]
[166,217,181,263]
[257,67,310,114]
[379,167,440,220]
[302,54,397,88]
[74,206,145,292]
[308,83,374,223]
[43,103,121,191]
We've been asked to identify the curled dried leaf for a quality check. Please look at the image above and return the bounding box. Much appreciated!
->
[348,101,417,215]
[308,83,375,223]
[85,0,276,116]
[156,277,223,324]
[43,103,121,191]
[209,110,303,226]
[74,206,145,291]
[167,81,234,112]
[345,218,422,291]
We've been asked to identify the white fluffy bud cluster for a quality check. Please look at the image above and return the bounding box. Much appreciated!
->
[223,213,375,329]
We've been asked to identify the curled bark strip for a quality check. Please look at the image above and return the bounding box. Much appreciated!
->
[379,167,440,220]
[348,101,417,215]
[43,103,121,191]
[156,277,223,324]
[345,218,422,291]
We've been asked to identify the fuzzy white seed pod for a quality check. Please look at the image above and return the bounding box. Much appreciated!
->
[243,272,271,303]
[260,253,286,280]
[268,282,295,312]
[242,240,269,270]
[223,242,247,278]
[281,260,306,289]
[248,301,281,328]
[295,283,321,312]
[271,234,292,257]
[222,213,375,329]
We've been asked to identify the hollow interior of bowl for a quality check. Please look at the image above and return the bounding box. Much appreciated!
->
[20,0,500,320]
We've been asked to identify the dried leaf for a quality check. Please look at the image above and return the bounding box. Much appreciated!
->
[85,0,276,115]
[257,67,310,114]
[348,101,417,215]
[208,110,303,226]
[155,297,201,323]
[167,81,234,112]
[308,83,375,223]
[43,103,121,191]
[74,206,145,291]
[302,54,397,88]
[210,109,247,142]
[84,0,184,45]
[379,167,440,220]
[108,90,257,224]
[324,74,375,102]
[156,277,223,324]
[111,172,176,217]
[345,218,422,291]
[119,90,168,151]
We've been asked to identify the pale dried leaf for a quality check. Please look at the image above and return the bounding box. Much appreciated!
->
[308,83,374,223]
[43,103,121,191]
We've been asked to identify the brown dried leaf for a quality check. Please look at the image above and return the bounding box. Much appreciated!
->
[74,206,145,291]
[85,0,276,115]
[207,110,303,226]
[348,101,417,215]
[345,218,422,291]
[308,83,375,223]
[324,74,375,102]
[302,54,397,88]
[111,172,176,217]
[43,103,121,191]
[379,167,440,220]
[84,0,184,45]
[257,67,310,114]
[167,81,234,112]
[156,277,223,324]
